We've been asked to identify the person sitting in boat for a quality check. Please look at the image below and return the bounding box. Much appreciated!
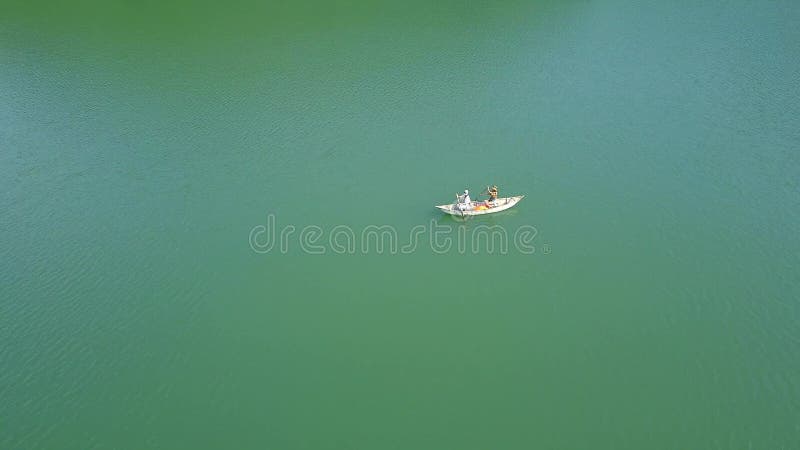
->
[487,185,499,202]
[457,189,472,210]
[483,185,499,207]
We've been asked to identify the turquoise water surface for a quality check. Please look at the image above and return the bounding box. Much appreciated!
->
[2,0,799,448]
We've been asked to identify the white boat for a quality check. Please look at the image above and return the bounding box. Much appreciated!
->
[435,195,525,216]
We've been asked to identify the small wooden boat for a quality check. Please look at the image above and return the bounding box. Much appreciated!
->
[435,195,524,216]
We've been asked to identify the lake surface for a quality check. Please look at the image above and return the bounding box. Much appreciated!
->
[2,0,799,448]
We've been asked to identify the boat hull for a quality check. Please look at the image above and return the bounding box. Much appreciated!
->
[435,195,524,216]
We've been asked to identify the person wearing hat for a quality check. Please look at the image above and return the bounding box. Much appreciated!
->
[457,189,472,211]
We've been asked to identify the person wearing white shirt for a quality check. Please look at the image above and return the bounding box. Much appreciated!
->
[457,189,471,211]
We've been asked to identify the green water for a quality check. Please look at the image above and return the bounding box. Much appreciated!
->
[2,0,799,448]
